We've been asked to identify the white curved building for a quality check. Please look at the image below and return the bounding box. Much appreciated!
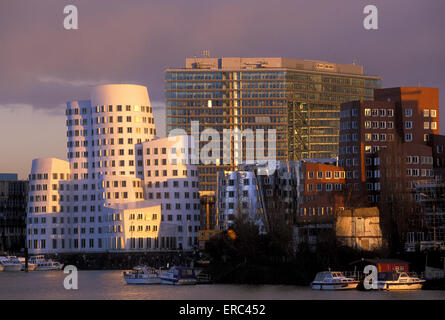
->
[27,84,199,253]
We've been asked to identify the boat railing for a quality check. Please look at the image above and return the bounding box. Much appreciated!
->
[408,272,423,279]
[342,271,364,281]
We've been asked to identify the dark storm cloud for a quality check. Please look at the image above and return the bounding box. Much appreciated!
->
[0,0,444,121]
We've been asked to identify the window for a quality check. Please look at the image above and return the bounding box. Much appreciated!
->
[424,122,430,129]
[431,122,437,130]
[431,110,437,118]
[364,109,371,116]
[405,109,412,117]
[365,133,371,141]
[387,109,394,117]
[405,121,412,129]
[423,109,430,117]
[405,133,413,142]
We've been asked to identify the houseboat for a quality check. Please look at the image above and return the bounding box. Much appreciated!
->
[311,271,360,290]
[160,266,197,285]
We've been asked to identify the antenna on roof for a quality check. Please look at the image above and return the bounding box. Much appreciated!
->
[202,50,210,58]
[352,59,357,66]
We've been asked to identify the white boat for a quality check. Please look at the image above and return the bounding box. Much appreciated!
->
[311,271,360,290]
[0,256,23,272]
[377,272,425,290]
[160,266,197,285]
[16,257,37,271]
[29,255,64,271]
[123,266,163,284]
[6,256,37,271]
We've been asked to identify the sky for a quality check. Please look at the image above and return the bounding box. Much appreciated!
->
[0,0,444,179]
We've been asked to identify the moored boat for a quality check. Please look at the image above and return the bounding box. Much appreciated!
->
[311,271,360,290]
[6,256,37,271]
[123,266,163,284]
[160,266,197,285]
[0,256,23,272]
[29,255,63,271]
[16,257,37,271]
[377,271,425,290]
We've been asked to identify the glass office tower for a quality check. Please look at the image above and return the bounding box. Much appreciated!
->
[165,57,381,192]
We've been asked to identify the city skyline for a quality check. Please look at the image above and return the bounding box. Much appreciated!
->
[1,0,444,178]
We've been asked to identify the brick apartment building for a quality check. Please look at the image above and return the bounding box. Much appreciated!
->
[339,87,442,248]
[339,87,439,204]
[295,160,346,245]
[298,160,345,222]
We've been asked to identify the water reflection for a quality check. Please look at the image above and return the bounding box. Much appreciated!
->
[0,271,444,300]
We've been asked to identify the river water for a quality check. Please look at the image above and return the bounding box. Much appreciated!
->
[1,270,445,300]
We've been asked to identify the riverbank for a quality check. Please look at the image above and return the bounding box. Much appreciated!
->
[31,251,198,270]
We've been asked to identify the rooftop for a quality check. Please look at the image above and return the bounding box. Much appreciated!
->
[0,173,18,181]
[165,57,381,78]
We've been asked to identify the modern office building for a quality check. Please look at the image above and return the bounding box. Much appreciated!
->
[216,169,267,233]
[165,57,381,192]
[215,159,346,235]
[27,84,199,254]
[215,161,305,234]
[0,174,28,252]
